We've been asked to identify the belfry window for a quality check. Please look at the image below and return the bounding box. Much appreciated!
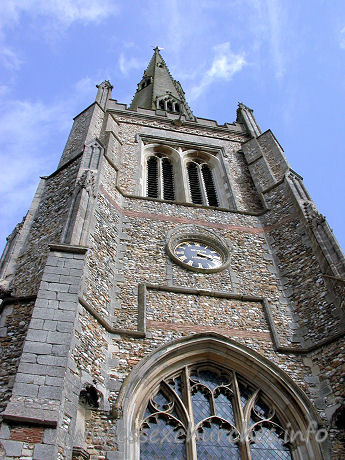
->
[187,161,219,207]
[157,97,181,113]
[146,154,175,201]
[139,77,151,91]
[139,364,292,460]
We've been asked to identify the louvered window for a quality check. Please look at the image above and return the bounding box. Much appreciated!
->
[147,156,159,198]
[202,164,219,207]
[187,162,203,205]
[146,155,175,201]
[162,158,175,201]
[187,161,219,207]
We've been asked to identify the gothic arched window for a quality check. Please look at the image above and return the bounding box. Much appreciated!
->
[139,77,151,90]
[139,364,292,460]
[146,154,175,201]
[156,97,181,114]
[187,161,219,207]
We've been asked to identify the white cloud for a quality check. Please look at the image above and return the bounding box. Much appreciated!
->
[0,0,119,75]
[239,0,286,81]
[266,0,285,79]
[340,26,345,49]
[0,98,67,250]
[0,46,23,70]
[0,0,118,31]
[0,76,99,251]
[190,42,246,100]
[118,53,144,75]
[75,77,97,98]
[0,85,10,97]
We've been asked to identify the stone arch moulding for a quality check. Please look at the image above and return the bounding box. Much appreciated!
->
[182,149,224,207]
[141,142,184,201]
[114,333,328,460]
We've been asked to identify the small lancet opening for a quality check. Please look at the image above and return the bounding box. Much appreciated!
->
[73,385,100,459]
[147,156,159,198]
[79,384,99,409]
[187,162,203,205]
[202,164,219,207]
[162,158,175,201]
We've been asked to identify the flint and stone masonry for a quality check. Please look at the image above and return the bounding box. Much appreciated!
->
[0,48,344,459]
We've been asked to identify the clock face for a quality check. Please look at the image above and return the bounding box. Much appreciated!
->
[174,241,222,270]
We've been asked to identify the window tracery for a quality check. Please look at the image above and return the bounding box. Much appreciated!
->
[140,364,292,460]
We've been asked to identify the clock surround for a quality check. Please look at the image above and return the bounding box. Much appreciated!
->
[166,227,231,273]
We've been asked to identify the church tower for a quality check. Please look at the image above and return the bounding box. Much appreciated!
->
[0,49,344,460]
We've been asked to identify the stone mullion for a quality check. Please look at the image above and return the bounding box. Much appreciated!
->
[197,164,208,206]
[232,371,251,460]
[209,390,217,416]
[183,366,198,460]
[157,157,164,199]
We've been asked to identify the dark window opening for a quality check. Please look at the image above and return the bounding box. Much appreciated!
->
[167,101,173,112]
[175,103,180,113]
[79,385,99,409]
[187,162,203,205]
[159,100,165,110]
[140,78,151,90]
[162,158,175,201]
[202,164,219,207]
[147,156,159,198]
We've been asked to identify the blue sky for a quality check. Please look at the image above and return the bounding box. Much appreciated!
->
[0,0,344,254]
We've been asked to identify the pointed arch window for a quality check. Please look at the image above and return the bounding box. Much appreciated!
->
[187,161,219,207]
[146,154,175,201]
[139,77,152,91]
[156,97,182,114]
[139,364,292,459]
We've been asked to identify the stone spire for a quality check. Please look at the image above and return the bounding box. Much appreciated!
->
[129,47,195,120]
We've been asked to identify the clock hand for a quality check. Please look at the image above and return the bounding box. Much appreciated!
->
[196,252,214,260]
